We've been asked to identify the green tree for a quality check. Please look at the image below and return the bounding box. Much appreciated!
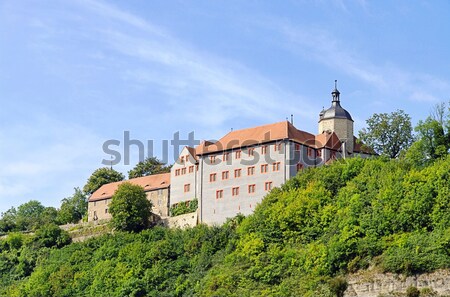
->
[57,188,88,224]
[359,110,413,158]
[83,167,124,195]
[15,200,46,231]
[0,207,18,232]
[34,223,71,248]
[128,157,171,179]
[109,182,152,232]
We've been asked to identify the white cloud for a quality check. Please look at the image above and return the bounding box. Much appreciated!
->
[267,20,450,105]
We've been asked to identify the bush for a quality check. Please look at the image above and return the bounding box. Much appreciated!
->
[406,286,420,297]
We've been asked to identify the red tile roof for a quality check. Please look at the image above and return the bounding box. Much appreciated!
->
[315,131,342,150]
[196,121,318,154]
[89,173,170,202]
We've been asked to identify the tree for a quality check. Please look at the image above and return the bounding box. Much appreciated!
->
[83,167,125,195]
[34,223,71,248]
[0,207,18,233]
[57,188,88,224]
[405,102,449,166]
[15,200,46,231]
[109,182,152,232]
[359,110,413,158]
[128,157,171,179]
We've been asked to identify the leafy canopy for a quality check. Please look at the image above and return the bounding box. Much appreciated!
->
[109,182,152,232]
[128,157,171,179]
[83,167,125,195]
[57,188,88,224]
[359,109,413,158]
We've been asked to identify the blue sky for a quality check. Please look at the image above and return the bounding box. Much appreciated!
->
[1,0,449,213]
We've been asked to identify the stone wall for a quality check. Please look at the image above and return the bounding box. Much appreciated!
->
[345,270,450,297]
[160,212,198,228]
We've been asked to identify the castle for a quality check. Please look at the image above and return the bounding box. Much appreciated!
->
[88,83,373,225]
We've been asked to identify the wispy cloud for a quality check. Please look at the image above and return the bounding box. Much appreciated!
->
[266,19,450,104]
[70,0,316,127]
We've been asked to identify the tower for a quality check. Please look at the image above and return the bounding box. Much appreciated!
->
[318,81,354,154]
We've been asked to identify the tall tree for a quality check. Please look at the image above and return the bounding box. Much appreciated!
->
[406,102,450,166]
[57,188,88,224]
[128,157,171,179]
[109,182,152,232]
[83,167,125,195]
[359,110,413,158]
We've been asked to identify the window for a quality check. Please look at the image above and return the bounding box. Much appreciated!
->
[94,201,96,206]
[223,152,229,162]
[248,147,255,156]
[196,164,199,171]
[216,190,224,199]
[307,147,313,157]
[158,189,163,195]
[222,171,229,180]
[274,142,282,151]
[210,173,217,182]
[232,187,240,196]
[189,165,194,173]
[181,167,186,175]
[185,155,189,162]
[317,149,322,157]
[295,143,301,151]
[296,163,304,171]
[180,156,185,163]
[248,184,256,193]
[175,169,180,176]
[210,155,216,164]
[265,181,273,191]
[184,184,190,192]
[105,208,108,214]
[273,162,281,171]
[261,164,268,173]
[247,166,255,175]
[235,150,241,159]
[261,145,267,154]
[234,168,242,178]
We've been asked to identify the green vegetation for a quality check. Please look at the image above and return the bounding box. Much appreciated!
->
[109,182,152,232]
[57,188,88,224]
[0,154,448,296]
[170,198,198,217]
[358,109,413,158]
[0,106,448,296]
[83,167,125,195]
[128,157,172,179]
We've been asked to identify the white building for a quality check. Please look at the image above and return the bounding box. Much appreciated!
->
[170,85,373,225]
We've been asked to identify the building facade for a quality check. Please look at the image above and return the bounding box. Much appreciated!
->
[88,173,170,222]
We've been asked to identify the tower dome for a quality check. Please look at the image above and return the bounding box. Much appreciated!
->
[318,80,354,154]
[321,81,353,121]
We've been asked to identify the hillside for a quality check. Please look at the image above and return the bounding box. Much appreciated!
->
[1,155,449,297]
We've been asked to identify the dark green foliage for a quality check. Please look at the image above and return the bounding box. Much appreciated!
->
[329,276,347,297]
[83,167,125,195]
[34,224,71,248]
[109,182,152,232]
[128,157,171,179]
[170,198,198,216]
